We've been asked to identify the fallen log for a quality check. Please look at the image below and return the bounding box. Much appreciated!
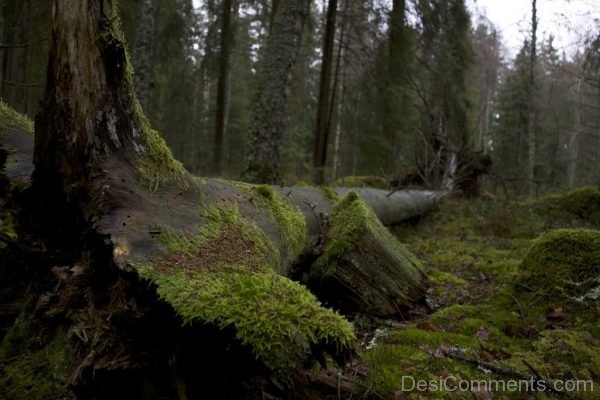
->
[0,1,441,397]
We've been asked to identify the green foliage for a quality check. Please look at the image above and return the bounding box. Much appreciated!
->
[134,105,188,191]
[137,204,355,378]
[0,101,34,134]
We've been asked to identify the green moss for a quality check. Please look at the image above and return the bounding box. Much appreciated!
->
[426,269,469,304]
[331,176,389,189]
[531,187,600,228]
[315,192,370,275]
[142,269,355,376]
[361,195,600,399]
[0,205,18,240]
[362,327,485,398]
[256,184,274,199]
[0,311,74,399]
[320,187,340,204]
[157,205,280,273]
[134,108,188,192]
[137,204,355,378]
[517,229,600,314]
[501,330,600,398]
[315,192,423,284]
[0,101,33,134]
[241,183,309,265]
[100,3,186,191]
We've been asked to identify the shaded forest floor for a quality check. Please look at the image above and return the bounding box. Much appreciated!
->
[347,190,600,399]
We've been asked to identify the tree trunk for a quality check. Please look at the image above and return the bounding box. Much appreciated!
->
[1,1,438,397]
[312,0,337,185]
[214,0,234,175]
[132,0,156,111]
[242,0,309,184]
[568,75,582,188]
[527,0,537,196]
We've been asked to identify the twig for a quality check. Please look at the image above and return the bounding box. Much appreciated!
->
[0,79,44,88]
[0,37,48,49]
[522,359,542,380]
[446,350,572,396]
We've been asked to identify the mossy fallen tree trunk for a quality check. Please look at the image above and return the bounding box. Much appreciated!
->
[1,1,440,398]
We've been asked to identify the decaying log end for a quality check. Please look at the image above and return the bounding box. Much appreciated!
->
[309,191,428,318]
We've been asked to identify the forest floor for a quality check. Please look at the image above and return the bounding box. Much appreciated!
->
[345,190,600,399]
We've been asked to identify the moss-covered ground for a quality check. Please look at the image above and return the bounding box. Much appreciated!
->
[355,189,600,399]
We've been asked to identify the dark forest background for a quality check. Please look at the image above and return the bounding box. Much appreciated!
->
[1,0,599,196]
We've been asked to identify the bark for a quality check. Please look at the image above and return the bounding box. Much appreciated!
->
[1,1,439,396]
[214,0,234,175]
[0,0,4,85]
[242,0,308,184]
[132,0,156,111]
[568,76,582,188]
[312,0,337,185]
[527,0,537,196]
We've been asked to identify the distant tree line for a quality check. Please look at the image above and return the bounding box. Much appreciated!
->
[1,0,599,196]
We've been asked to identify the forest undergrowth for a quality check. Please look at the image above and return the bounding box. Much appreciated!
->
[350,188,600,399]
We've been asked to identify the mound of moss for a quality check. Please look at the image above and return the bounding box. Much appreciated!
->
[517,229,600,313]
[533,187,600,227]
[137,205,355,378]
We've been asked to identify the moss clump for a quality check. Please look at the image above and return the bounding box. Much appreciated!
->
[321,187,339,203]
[332,175,389,189]
[137,204,355,378]
[142,270,356,376]
[251,184,309,265]
[0,101,33,134]
[0,311,74,399]
[517,229,600,311]
[256,184,274,199]
[134,108,188,192]
[533,187,600,227]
